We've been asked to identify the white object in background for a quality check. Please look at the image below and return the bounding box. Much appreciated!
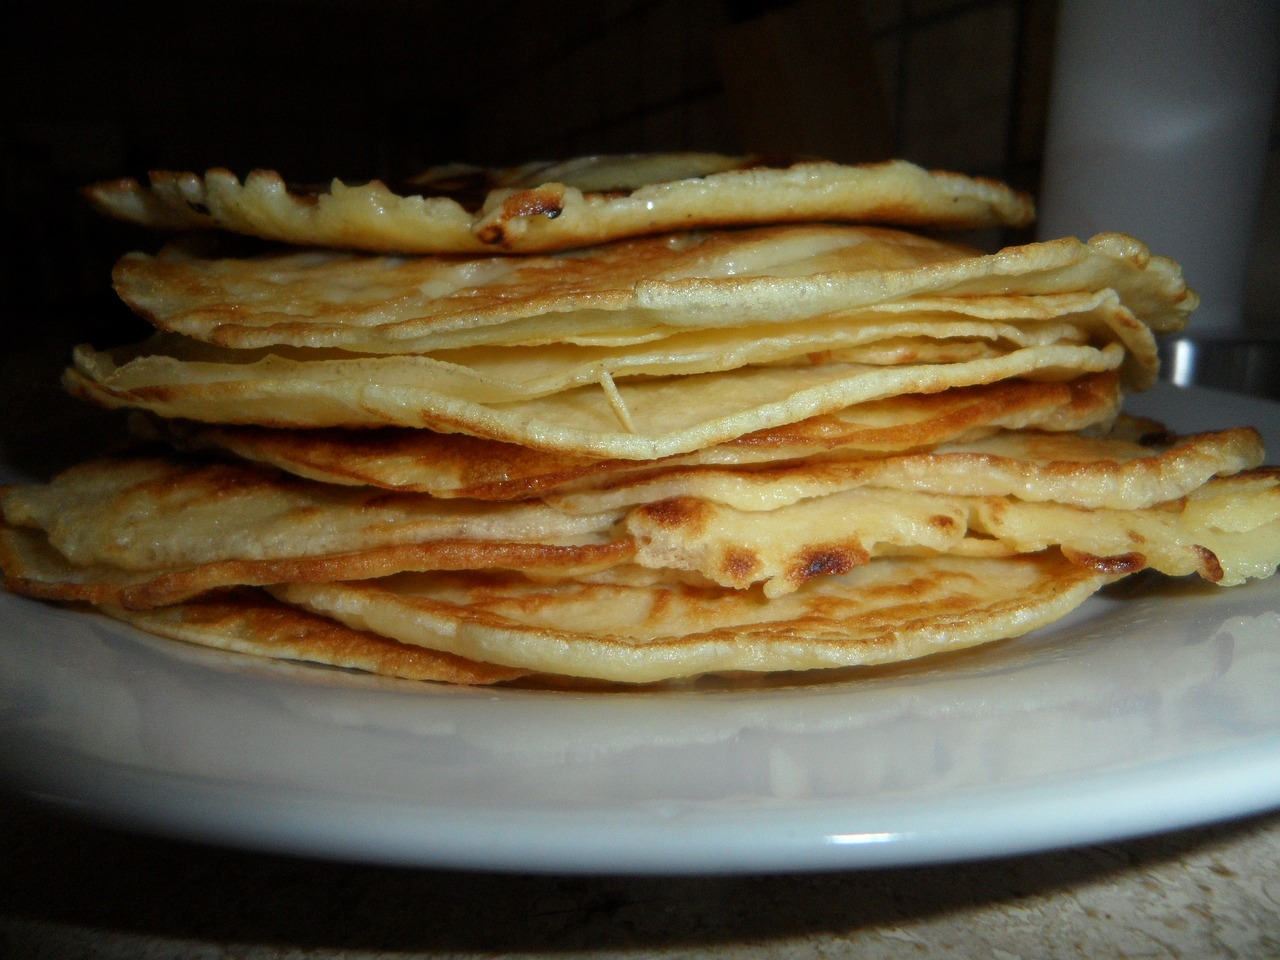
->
[1038,0,1280,335]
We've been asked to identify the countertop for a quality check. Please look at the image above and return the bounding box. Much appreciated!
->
[2,795,1279,959]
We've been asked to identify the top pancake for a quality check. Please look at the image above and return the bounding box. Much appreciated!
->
[82,155,1035,254]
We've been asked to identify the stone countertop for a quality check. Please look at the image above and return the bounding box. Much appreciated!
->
[2,795,1278,959]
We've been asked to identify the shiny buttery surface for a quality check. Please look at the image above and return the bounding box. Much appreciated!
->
[1,383,1278,875]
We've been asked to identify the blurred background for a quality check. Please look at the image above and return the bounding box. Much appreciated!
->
[2,0,1277,356]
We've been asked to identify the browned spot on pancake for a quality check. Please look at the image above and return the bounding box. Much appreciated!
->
[477,188,566,244]
[1061,547,1147,575]
[786,543,871,588]
[721,547,762,584]
[634,497,713,536]
[503,187,566,220]
[929,514,958,532]
[1193,545,1225,583]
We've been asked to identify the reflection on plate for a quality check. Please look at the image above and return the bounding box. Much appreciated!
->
[1,384,1278,875]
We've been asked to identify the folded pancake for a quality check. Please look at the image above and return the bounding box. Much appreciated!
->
[83,156,1035,254]
[12,420,1246,572]
[110,225,967,350]
[971,469,1280,585]
[139,373,1125,498]
[0,519,1109,685]
[258,469,1279,683]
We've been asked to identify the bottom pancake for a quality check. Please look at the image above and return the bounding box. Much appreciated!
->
[108,591,530,685]
[270,553,1118,684]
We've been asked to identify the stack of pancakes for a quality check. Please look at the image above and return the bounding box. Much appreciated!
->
[3,155,1278,686]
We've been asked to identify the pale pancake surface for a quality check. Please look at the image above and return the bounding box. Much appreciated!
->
[71,221,1194,456]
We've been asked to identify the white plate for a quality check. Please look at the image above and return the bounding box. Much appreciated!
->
[1,383,1279,875]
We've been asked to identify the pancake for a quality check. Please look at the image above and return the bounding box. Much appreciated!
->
[110,590,528,684]
[109,226,1177,388]
[551,424,1265,513]
[64,337,1129,459]
[6,457,1276,681]
[623,468,1280,596]
[99,316,1101,402]
[4,155,1265,687]
[138,373,1124,499]
[268,554,1117,683]
[975,468,1280,587]
[110,226,971,350]
[0,455,620,570]
[2,435,1269,607]
[83,155,1035,254]
[70,222,1192,456]
[0,521,632,610]
[0,518,1109,686]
